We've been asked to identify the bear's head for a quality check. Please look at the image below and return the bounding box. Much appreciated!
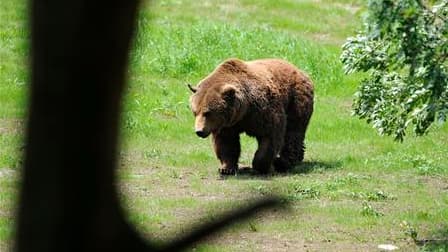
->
[189,83,246,138]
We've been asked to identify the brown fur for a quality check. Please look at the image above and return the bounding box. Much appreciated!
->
[190,58,314,174]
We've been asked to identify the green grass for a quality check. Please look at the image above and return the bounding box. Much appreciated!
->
[1,0,448,251]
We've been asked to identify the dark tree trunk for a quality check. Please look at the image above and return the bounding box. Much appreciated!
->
[16,1,148,251]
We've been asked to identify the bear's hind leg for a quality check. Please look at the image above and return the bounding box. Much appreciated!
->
[252,137,277,174]
[274,130,305,172]
[213,129,240,175]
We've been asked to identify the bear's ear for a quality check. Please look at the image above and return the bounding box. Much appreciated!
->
[187,83,197,93]
[222,85,236,102]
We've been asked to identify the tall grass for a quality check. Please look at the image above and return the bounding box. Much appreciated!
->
[130,20,345,93]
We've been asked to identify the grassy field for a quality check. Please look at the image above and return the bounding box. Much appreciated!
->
[1,0,448,251]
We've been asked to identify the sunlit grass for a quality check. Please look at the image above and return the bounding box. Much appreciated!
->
[1,0,447,251]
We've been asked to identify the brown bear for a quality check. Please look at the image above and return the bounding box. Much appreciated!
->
[189,58,314,175]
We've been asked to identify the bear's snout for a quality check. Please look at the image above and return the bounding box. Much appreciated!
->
[194,115,212,138]
[195,130,210,138]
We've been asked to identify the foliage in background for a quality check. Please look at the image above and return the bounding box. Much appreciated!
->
[341,0,448,141]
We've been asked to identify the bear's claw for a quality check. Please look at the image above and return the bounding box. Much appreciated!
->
[219,167,237,175]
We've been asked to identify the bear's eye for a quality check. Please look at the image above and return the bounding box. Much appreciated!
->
[203,111,212,117]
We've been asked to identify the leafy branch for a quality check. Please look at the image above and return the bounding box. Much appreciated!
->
[341,0,448,141]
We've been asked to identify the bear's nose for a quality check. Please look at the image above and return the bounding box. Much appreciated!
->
[196,130,209,138]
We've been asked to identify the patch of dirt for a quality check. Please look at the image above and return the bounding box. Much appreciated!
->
[419,176,448,193]
[334,3,362,14]
[0,119,24,135]
[0,168,17,179]
[202,229,386,252]
[310,33,331,42]
[206,232,306,251]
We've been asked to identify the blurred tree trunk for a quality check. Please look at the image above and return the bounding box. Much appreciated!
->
[16,1,148,251]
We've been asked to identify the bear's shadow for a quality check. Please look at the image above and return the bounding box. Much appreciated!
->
[222,161,341,180]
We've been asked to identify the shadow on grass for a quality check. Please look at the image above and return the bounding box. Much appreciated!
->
[417,226,448,251]
[290,160,342,174]
[222,160,341,180]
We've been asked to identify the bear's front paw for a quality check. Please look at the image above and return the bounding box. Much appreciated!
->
[219,167,237,175]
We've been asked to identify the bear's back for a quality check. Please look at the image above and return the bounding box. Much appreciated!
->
[202,58,312,95]
[246,59,312,91]
[246,59,306,80]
